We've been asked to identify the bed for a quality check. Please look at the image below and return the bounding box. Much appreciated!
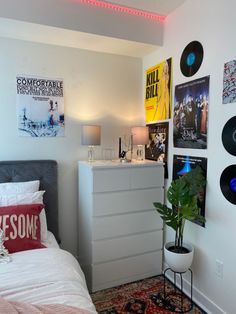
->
[0,160,97,314]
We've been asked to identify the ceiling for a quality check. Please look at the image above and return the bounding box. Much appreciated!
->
[102,0,186,15]
[0,0,187,57]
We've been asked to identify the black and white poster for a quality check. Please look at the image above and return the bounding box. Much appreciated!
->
[173,76,209,149]
[173,154,207,227]
[145,122,169,178]
[222,60,236,104]
[17,75,65,137]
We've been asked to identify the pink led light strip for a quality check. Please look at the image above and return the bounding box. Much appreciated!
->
[78,0,166,22]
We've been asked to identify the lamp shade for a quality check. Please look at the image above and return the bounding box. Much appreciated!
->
[131,126,149,145]
[81,125,101,146]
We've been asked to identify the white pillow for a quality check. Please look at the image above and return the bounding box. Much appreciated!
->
[0,180,40,195]
[0,190,44,205]
[0,190,48,242]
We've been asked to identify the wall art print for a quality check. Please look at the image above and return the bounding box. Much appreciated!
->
[173,154,207,227]
[173,75,209,149]
[17,75,64,137]
[145,58,172,123]
[145,122,169,178]
[222,60,236,104]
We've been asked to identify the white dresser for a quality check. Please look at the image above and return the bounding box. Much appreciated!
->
[78,160,164,292]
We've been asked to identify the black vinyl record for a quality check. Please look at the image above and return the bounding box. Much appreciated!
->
[220,165,236,204]
[180,41,204,77]
[222,116,236,156]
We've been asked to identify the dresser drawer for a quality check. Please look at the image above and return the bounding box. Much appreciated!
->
[92,251,162,291]
[92,230,162,263]
[92,165,164,192]
[93,211,162,240]
[93,187,164,216]
[130,166,164,189]
[93,168,130,192]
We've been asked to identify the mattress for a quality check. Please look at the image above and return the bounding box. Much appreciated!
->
[0,241,97,313]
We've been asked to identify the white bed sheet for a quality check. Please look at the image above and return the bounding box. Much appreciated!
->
[42,230,60,249]
[0,247,97,313]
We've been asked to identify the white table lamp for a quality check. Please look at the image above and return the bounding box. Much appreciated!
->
[131,126,149,160]
[81,125,101,162]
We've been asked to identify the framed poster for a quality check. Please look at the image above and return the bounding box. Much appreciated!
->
[17,75,64,137]
[222,60,236,104]
[173,154,207,227]
[145,58,172,123]
[145,122,169,178]
[173,76,209,149]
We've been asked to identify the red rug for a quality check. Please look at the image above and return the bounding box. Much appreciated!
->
[91,276,206,314]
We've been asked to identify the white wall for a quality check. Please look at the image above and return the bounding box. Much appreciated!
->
[0,37,143,256]
[143,1,236,313]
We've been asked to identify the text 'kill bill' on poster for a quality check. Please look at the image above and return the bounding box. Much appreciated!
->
[145,58,172,123]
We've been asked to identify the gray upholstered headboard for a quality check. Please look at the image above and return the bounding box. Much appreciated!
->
[0,160,59,242]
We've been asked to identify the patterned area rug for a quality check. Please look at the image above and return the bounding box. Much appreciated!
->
[91,276,206,314]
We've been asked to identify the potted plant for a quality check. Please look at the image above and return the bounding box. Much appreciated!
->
[153,166,206,273]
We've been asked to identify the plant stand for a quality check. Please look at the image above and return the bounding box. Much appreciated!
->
[163,268,193,313]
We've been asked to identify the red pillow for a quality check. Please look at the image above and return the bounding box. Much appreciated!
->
[0,204,46,253]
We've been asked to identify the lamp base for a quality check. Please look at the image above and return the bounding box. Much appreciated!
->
[120,157,131,163]
[136,145,145,161]
[88,146,95,162]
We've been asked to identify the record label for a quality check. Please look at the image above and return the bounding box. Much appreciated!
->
[222,116,236,156]
[180,41,204,77]
[220,165,236,204]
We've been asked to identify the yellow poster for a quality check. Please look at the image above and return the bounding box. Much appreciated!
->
[145,58,172,123]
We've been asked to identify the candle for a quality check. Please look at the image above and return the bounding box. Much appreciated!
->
[119,137,122,158]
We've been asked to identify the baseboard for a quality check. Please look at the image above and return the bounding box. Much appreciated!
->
[163,263,226,314]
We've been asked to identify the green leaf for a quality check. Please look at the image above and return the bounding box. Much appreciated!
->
[153,202,179,231]
[167,178,189,207]
[153,165,206,247]
[184,166,206,196]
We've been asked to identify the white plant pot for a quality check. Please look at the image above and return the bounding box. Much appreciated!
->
[164,242,194,273]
